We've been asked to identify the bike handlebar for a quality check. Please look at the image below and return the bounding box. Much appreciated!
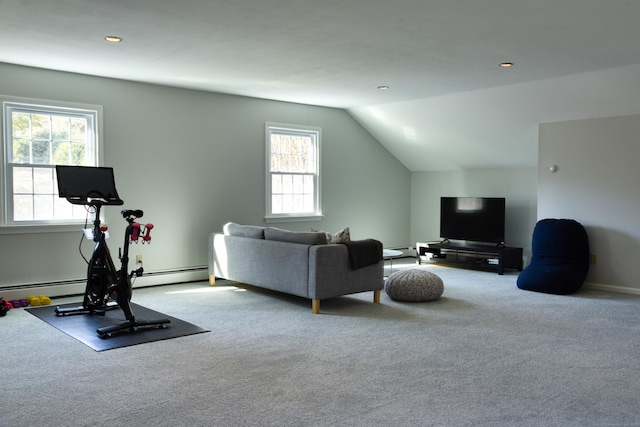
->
[121,209,143,219]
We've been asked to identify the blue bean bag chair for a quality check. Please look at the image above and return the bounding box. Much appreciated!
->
[517,218,590,295]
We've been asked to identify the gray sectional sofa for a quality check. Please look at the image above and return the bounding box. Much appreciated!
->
[208,222,384,313]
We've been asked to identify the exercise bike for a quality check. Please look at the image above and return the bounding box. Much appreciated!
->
[54,166,170,337]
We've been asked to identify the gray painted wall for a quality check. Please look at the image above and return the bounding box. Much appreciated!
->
[0,63,410,291]
[409,115,640,294]
[3,62,636,295]
[539,115,640,292]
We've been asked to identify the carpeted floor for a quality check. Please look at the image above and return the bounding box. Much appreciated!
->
[2,261,640,426]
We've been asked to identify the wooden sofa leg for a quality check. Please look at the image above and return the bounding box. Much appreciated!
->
[209,275,216,286]
[312,299,320,314]
[373,289,381,304]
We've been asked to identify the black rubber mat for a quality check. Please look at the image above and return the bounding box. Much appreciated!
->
[27,302,209,351]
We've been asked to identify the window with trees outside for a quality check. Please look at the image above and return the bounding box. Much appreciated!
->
[266,123,321,220]
[1,98,101,227]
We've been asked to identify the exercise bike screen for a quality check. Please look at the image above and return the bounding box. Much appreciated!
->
[56,165,123,205]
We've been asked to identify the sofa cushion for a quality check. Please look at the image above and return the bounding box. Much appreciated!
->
[223,222,265,239]
[311,227,351,244]
[264,227,328,245]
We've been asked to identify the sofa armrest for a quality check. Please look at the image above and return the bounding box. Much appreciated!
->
[309,244,383,300]
[210,233,312,297]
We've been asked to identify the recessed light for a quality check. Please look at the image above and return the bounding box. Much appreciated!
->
[104,36,123,43]
[499,62,514,68]
[377,85,390,90]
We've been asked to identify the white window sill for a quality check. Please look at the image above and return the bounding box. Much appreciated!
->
[264,214,323,224]
[0,223,90,235]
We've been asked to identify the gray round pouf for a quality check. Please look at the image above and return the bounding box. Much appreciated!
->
[385,269,444,302]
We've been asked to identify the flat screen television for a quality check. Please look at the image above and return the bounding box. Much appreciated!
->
[440,197,506,245]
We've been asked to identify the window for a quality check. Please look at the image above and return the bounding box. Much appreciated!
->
[1,97,102,226]
[266,123,321,220]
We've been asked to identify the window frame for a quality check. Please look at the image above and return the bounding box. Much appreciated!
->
[0,95,103,232]
[265,122,322,222]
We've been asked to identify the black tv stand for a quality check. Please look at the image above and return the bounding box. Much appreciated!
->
[416,241,523,275]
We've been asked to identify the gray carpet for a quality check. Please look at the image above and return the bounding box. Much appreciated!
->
[2,261,640,426]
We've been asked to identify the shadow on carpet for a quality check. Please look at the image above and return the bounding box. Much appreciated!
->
[26,302,209,351]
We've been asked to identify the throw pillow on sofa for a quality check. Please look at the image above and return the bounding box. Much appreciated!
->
[311,227,351,244]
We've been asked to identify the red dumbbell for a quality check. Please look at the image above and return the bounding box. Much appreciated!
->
[131,222,141,242]
[143,223,154,243]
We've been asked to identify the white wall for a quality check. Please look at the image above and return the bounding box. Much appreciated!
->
[8,62,635,296]
[539,115,640,292]
[410,168,538,261]
[0,63,410,296]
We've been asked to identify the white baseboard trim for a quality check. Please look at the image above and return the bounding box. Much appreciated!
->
[0,267,208,301]
[4,270,636,301]
[584,282,640,296]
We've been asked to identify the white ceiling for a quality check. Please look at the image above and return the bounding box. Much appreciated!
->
[2,0,640,171]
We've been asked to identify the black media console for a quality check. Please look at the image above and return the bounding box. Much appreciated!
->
[416,241,523,275]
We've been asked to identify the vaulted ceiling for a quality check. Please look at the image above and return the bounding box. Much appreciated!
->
[3,0,640,171]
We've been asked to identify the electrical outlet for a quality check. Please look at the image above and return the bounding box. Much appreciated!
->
[590,254,597,264]
[136,254,143,264]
